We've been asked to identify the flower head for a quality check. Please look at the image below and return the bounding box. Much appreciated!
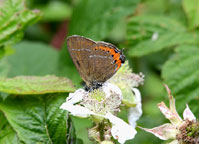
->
[60,82,138,143]
[140,85,198,144]
[60,61,144,143]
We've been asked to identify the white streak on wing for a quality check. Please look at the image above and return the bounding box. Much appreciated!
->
[71,48,91,51]
[89,55,110,59]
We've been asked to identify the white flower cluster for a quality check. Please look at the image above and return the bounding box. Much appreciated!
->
[60,83,142,144]
[60,61,144,143]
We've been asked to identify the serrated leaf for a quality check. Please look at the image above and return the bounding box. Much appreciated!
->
[183,0,199,29]
[0,94,68,143]
[0,0,41,47]
[69,0,140,40]
[126,15,197,57]
[0,129,19,144]
[127,15,186,45]
[0,75,75,94]
[0,111,19,144]
[162,45,199,114]
[128,32,197,57]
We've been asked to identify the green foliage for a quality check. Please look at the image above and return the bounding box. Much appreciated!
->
[71,116,93,144]
[0,93,68,143]
[126,11,199,117]
[38,1,72,21]
[0,75,75,94]
[0,129,18,144]
[162,45,199,114]
[69,0,140,40]
[0,0,41,48]
[4,41,60,77]
[0,0,198,143]
[0,47,5,59]
[183,0,199,29]
[0,111,19,144]
[124,0,199,143]
[127,15,197,57]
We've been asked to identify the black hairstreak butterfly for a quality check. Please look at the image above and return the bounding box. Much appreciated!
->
[67,35,125,91]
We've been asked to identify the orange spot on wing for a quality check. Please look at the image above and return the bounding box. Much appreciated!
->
[116,60,122,71]
[114,53,120,61]
[98,45,122,71]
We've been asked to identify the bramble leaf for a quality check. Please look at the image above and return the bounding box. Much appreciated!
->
[0,94,68,143]
[69,0,140,40]
[38,1,72,21]
[127,15,197,57]
[4,41,60,77]
[0,0,41,47]
[0,111,19,144]
[162,45,199,114]
[183,0,199,29]
[0,75,75,94]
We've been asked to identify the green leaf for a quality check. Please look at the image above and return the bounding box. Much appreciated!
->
[0,58,10,77]
[0,41,77,94]
[127,15,186,44]
[0,111,7,130]
[0,0,41,47]
[71,116,93,144]
[38,1,72,21]
[0,75,75,94]
[0,128,19,144]
[0,46,5,59]
[183,0,199,29]
[127,15,197,57]
[110,62,139,107]
[119,81,136,107]
[128,32,197,57]
[0,93,68,143]
[0,111,19,144]
[4,41,60,77]
[162,45,199,114]
[66,117,77,143]
[69,0,140,40]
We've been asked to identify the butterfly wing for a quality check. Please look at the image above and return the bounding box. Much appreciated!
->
[67,35,96,86]
[67,35,125,87]
[88,42,121,84]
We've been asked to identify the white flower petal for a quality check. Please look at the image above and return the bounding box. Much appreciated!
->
[128,88,142,128]
[183,104,196,121]
[169,140,178,144]
[158,102,182,126]
[105,113,137,144]
[66,89,87,104]
[102,82,122,99]
[164,85,182,125]
[60,102,95,117]
[139,123,178,140]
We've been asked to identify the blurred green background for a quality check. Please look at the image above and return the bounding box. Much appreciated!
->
[0,0,198,143]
